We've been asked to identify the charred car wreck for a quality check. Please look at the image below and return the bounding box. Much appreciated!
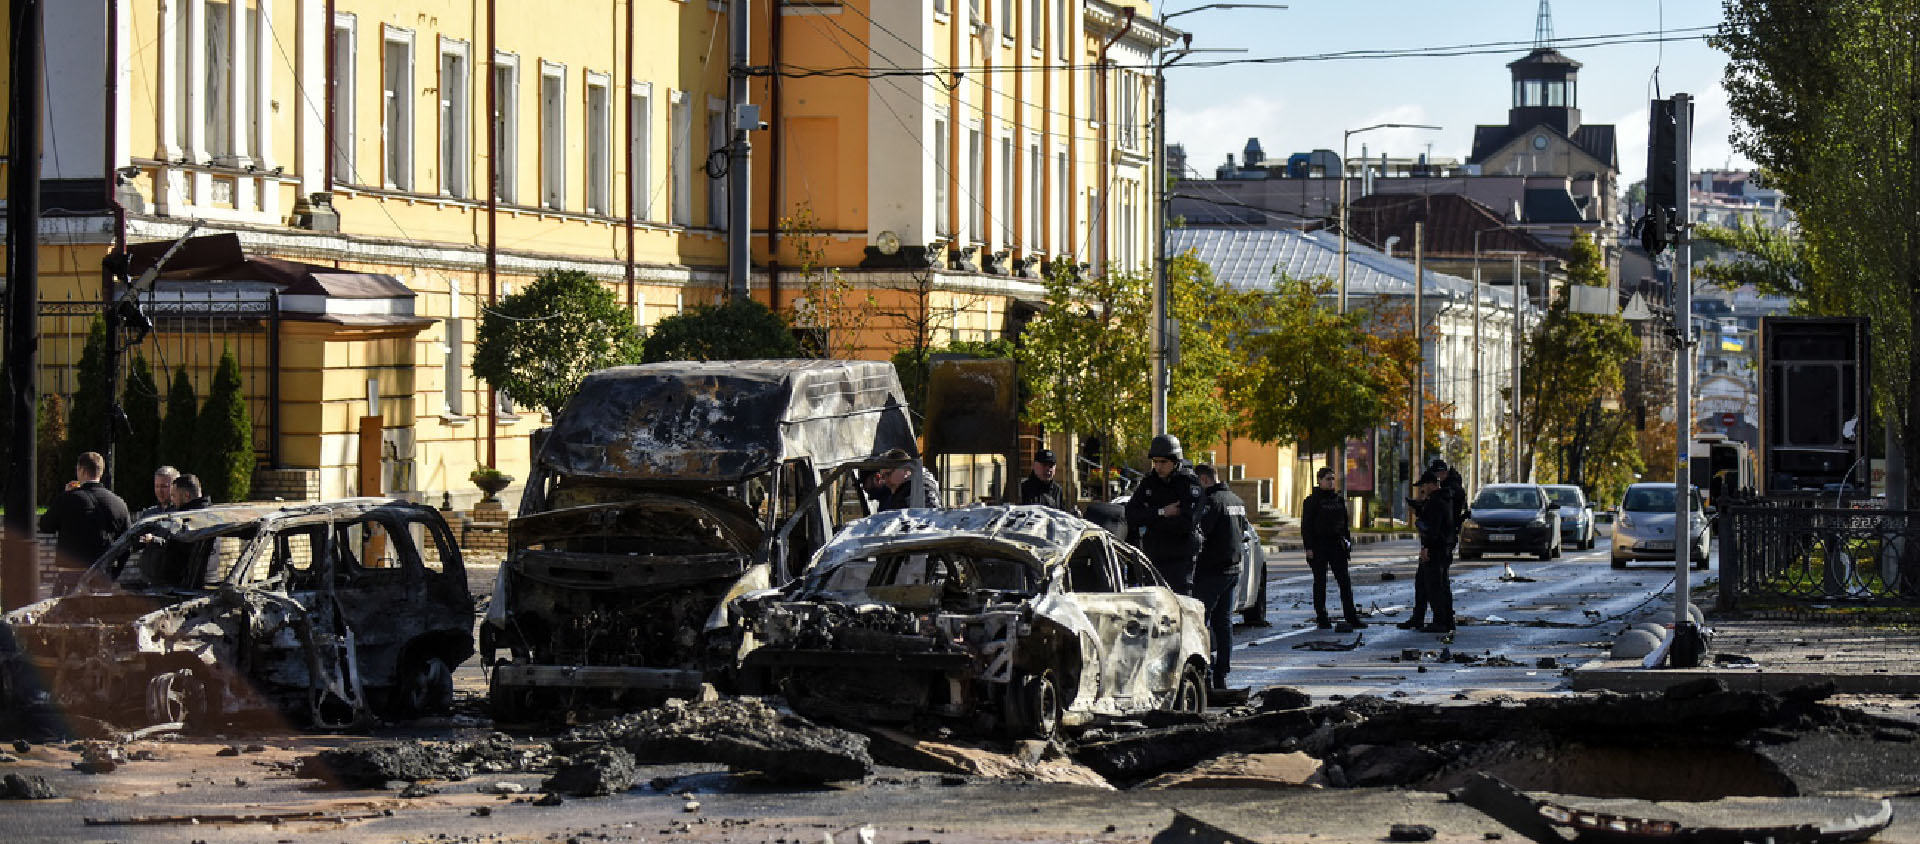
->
[0,499,474,730]
[484,360,918,718]
[730,505,1212,737]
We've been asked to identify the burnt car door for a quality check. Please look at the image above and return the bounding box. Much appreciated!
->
[1064,533,1162,712]
[1113,541,1188,699]
[329,510,469,699]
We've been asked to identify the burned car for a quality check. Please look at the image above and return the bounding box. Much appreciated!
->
[0,499,474,730]
[730,505,1211,738]
[484,360,918,719]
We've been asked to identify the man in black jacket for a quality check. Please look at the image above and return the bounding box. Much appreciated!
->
[39,451,132,593]
[1019,449,1064,509]
[1192,464,1245,689]
[1125,435,1206,594]
[1407,462,1461,634]
[1300,465,1365,629]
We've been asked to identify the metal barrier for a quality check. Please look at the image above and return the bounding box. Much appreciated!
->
[1720,502,1920,610]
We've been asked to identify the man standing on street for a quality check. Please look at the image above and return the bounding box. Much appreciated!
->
[876,448,940,511]
[1019,449,1065,509]
[1192,464,1246,689]
[1301,466,1366,630]
[171,473,212,511]
[38,451,133,593]
[1407,465,1460,634]
[1125,435,1206,594]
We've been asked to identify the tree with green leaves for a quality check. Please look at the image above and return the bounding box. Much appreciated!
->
[37,394,69,504]
[641,298,804,364]
[1239,277,1395,454]
[472,269,645,417]
[161,366,199,478]
[1510,233,1640,487]
[192,346,254,503]
[1694,213,1807,298]
[1715,0,1920,500]
[780,203,874,360]
[1167,252,1264,456]
[1018,260,1152,476]
[63,316,110,473]
[120,355,165,510]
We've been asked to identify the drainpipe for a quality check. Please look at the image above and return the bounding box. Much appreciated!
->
[1097,9,1134,271]
[484,0,497,469]
[766,0,783,310]
[624,0,636,311]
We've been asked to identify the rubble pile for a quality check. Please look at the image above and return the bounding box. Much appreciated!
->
[556,698,873,784]
[295,733,550,787]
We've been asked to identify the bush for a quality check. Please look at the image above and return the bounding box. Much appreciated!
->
[472,268,644,416]
[121,355,164,508]
[36,394,68,504]
[640,299,803,363]
[161,366,198,479]
[63,316,110,470]
[191,347,254,503]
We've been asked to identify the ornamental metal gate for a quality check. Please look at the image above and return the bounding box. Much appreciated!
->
[1720,502,1920,609]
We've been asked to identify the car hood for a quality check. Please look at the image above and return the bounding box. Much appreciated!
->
[1620,511,1705,533]
[1555,505,1587,519]
[1470,508,1548,526]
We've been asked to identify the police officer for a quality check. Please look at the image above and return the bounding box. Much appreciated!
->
[1300,465,1365,630]
[1019,449,1065,509]
[1406,465,1460,634]
[1125,434,1206,594]
[1192,464,1246,690]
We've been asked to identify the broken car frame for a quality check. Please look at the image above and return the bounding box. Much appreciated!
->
[482,360,921,718]
[730,505,1213,738]
[0,499,475,731]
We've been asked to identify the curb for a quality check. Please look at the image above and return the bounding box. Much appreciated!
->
[1266,532,1418,553]
[1568,662,1920,695]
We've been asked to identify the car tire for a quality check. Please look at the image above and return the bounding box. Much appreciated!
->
[1173,662,1208,715]
[1611,555,1627,569]
[395,650,455,718]
[1240,561,1269,627]
[1005,670,1062,740]
[146,665,217,732]
[1459,550,1481,560]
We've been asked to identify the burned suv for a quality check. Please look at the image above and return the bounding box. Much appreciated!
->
[484,360,917,719]
[730,505,1211,738]
[0,499,474,730]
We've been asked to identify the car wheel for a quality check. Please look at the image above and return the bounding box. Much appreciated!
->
[1172,662,1207,715]
[1537,543,1554,561]
[145,666,215,731]
[1460,551,1481,560]
[396,650,455,717]
[1005,670,1062,740]
[1240,561,1269,626]
[1611,555,1627,569]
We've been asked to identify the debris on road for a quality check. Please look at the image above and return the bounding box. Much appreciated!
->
[1387,822,1437,841]
[541,746,639,796]
[1,772,57,799]
[1138,752,1324,789]
[1456,772,1895,844]
[1292,636,1364,651]
[557,698,872,784]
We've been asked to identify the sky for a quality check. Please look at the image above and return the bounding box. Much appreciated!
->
[1162,0,1752,188]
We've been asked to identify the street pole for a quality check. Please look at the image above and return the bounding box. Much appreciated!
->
[1471,235,1482,495]
[1151,54,1171,436]
[726,0,751,301]
[1512,253,1523,482]
[1671,92,1697,660]
[1412,220,1424,477]
[4,0,42,611]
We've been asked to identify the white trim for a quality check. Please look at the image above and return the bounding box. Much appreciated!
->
[438,38,473,199]
[629,80,654,222]
[670,90,691,226]
[539,60,567,211]
[297,0,326,195]
[706,95,727,229]
[585,71,613,215]
[381,25,417,191]
[330,13,357,186]
[491,52,520,204]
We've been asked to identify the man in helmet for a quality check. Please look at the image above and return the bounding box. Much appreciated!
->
[1124,434,1207,594]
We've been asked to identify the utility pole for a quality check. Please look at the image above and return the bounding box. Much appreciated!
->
[1151,47,1175,436]
[726,0,752,301]
[1512,253,1523,482]
[4,0,43,611]
[1413,221,1424,478]
[1670,91,1697,661]
[1471,257,1482,494]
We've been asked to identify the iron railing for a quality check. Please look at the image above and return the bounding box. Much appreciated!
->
[1720,502,1920,609]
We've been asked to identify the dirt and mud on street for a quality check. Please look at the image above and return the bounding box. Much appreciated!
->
[3,676,1919,843]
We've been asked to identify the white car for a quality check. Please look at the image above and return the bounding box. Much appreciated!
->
[1544,484,1597,550]
[1611,483,1710,570]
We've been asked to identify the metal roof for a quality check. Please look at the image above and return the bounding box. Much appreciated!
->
[1167,226,1521,310]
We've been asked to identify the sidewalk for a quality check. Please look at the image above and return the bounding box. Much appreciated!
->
[1570,615,1920,695]
[1254,514,1418,553]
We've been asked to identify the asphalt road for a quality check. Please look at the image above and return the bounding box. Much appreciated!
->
[1227,535,1708,701]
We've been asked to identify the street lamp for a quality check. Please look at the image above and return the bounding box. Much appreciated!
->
[1151,6,1278,436]
[1338,123,1441,315]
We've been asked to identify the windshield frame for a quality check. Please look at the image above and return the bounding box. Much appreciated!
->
[1471,486,1545,510]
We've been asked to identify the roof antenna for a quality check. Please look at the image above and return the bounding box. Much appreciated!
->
[1533,0,1553,49]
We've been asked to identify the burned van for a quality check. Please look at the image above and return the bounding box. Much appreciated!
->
[483,360,917,718]
[0,499,474,730]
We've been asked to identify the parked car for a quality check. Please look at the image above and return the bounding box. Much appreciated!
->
[1457,484,1562,560]
[1611,483,1711,570]
[1543,484,1597,550]
[728,505,1212,738]
[0,499,475,730]
[1593,509,1617,538]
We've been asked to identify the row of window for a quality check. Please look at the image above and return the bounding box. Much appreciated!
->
[932,116,1077,255]
[936,0,1074,54]
[331,17,724,226]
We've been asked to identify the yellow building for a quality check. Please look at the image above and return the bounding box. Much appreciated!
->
[2,0,1174,511]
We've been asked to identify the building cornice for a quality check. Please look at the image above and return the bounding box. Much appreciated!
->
[1084,1,1185,51]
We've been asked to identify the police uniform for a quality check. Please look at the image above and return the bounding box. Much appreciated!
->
[1193,477,1246,688]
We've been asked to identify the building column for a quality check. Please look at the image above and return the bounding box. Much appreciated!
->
[187,0,211,205]
[254,0,276,217]
[296,0,324,198]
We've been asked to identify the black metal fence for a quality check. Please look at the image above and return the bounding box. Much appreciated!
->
[1720,501,1920,609]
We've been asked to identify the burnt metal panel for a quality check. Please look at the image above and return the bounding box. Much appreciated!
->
[923,357,1019,458]
[541,360,917,483]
